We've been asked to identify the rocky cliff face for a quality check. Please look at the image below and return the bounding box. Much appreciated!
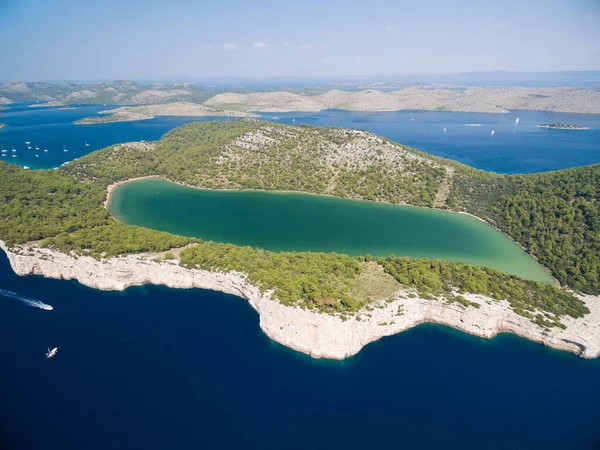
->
[2,241,599,360]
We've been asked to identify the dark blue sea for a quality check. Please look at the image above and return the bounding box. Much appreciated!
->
[1,104,600,450]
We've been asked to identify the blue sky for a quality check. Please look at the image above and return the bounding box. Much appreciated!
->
[1,0,599,80]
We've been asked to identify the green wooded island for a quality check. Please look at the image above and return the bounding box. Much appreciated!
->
[0,120,598,354]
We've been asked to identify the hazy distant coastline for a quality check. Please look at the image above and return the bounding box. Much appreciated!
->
[203,87,600,114]
[2,79,600,118]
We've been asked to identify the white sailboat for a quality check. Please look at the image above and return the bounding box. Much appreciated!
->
[46,347,58,359]
[63,146,68,153]
[443,127,447,133]
[85,140,90,147]
[25,141,30,145]
[491,129,495,137]
[515,117,519,125]
[44,149,48,152]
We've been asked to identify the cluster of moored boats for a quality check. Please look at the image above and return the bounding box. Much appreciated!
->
[1,141,90,158]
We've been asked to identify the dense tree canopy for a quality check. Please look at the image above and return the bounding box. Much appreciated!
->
[41,223,196,257]
[179,242,363,308]
[0,120,597,321]
[492,166,600,295]
[450,164,600,295]
[378,256,588,325]
[63,120,452,207]
[0,162,110,246]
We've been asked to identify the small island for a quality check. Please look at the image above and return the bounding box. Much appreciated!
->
[74,102,258,125]
[538,123,589,130]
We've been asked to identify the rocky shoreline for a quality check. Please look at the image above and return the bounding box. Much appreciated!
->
[2,240,599,360]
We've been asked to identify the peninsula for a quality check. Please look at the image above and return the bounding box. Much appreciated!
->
[74,102,257,124]
[0,121,598,359]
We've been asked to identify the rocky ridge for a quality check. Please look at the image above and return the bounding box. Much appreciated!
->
[204,87,600,114]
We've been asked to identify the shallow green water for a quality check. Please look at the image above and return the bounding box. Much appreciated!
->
[109,178,553,283]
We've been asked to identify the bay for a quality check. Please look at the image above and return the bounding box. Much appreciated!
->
[0,103,232,169]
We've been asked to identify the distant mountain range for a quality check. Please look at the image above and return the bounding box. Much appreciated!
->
[0,71,598,111]
[1,71,599,104]
[0,80,219,105]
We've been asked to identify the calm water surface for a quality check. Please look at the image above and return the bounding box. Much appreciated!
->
[1,103,599,173]
[1,252,600,450]
[0,103,232,169]
[110,178,552,282]
[274,109,600,174]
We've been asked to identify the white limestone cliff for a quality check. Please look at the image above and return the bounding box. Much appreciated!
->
[2,241,599,360]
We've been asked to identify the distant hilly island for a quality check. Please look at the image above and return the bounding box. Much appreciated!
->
[1,71,599,115]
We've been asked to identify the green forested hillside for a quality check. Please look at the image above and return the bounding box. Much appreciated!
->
[41,223,197,257]
[63,121,454,207]
[492,166,600,294]
[0,120,598,320]
[378,256,589,325]
[62,121,263,186]
[62,120,600,294]
[450,165,600,294]
[0,162,110,246]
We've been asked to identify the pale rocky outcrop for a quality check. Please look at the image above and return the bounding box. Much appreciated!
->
[2,240,599,360]
[75,102,258,124]
[203,87,600,114]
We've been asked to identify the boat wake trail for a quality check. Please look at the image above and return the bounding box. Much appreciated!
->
[0,289,53,310]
